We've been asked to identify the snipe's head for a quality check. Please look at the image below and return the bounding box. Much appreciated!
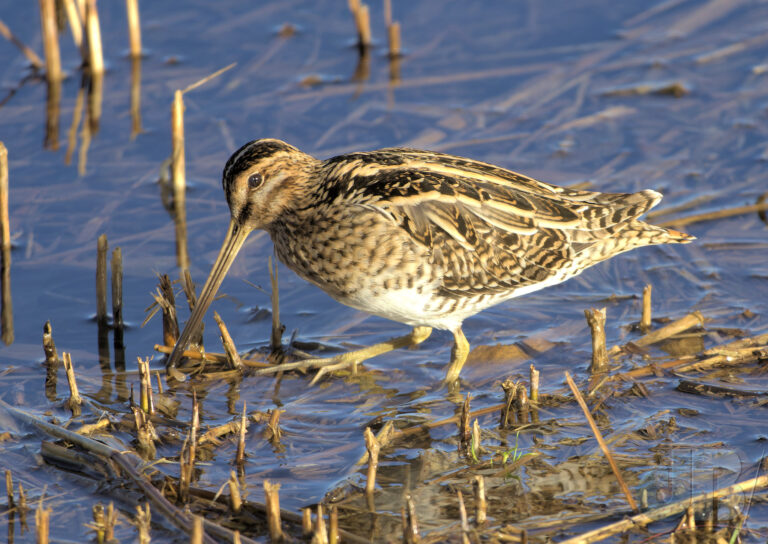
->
[165,138,316,379]
[222,138,317,231]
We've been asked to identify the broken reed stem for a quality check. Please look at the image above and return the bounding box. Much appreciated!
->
[364,427,380,500]
[457,491,470,544]
[125,0,142,57]
[264,480,283,542]
[268,256,283,353]
[564,371,639,513]
[171,90,186,201]
[228,471,241,514]
[213,311,242,370]
[61,0,82,48]
[348,0,371,49]
[156,274,179,347]
[302,508,312,537]
[38,0,62,81]
[0,142,9,251]
[315,504,328,544]
[471,419,481,457]
[516,382,529,425]
[632,311,704,349]
[529,364,539,403]
[329,506,338,544]
[96,234,108,327]
[640,284,652,333]
[500,380,516,428]
[585,307,608,373]
[35,501,51,544]
[5,470,13,508]
[136,503,151,544]
[191,515,203,544]
[62,352,82,411]
[460,393,471,445]
[112,247,123,331]
[265,408,282,443]
[474,475,486,525]
[387,22,401,57]
[236,402,247,465]
[0,18,45,69]
[84,0,104,74]
[180,395,199,502]
[137,357,154,414]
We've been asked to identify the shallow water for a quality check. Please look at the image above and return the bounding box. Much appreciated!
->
[1,0,768,541]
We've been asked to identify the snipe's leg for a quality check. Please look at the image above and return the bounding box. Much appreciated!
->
[443,328,470,384]
[255,326,433,382]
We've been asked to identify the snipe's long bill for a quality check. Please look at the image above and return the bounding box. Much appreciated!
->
[165,139,694,383]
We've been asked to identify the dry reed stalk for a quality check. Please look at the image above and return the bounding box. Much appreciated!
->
[364,427,380,499]
[213,311,242,369]
[264,480,283,542]
[84,0,103,74]
[61,0,82,48]
[265,408,281,443]
[621,311,704,352]
[125,0,141,57]
[640,284,652,333]
[96,234,108,327]
[459,393,471,445]
[0,19,44,69]
[153,344,271,369]
[585,307,608,373]
[0,143,12,346]
[38,0,62,81]
[137,357,154,414]
[42,321,58,364]
[236,402,247,465]
[457,491,470,544]
[302,508,312,536]
[0,142,8,253]
[471,419,481,457]
[348,0,371,49]
[529,364,539,403]
[564,371,638,513]
[62,352,82,411]
[180,395,199,501]
[403,495,419,543]
[191,515,203,544]
[111,247,123,331]
[474,475,486,525]
[157,274,179,347]
[35,501,50,544]
[171,90,189,271]
[268,256,283,353]
[315,504,328,544]
[387,22,401,57]
[136,503,151,544]
[516,382,529,425]
[17,483,26,521]
[499,380,516,428]
[328,506,338,544]
[5,470,13,508]
[228,471,241,514]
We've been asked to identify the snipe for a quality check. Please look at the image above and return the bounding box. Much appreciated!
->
[165,139,693,383]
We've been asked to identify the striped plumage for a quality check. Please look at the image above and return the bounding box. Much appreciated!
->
[166,139,693,383]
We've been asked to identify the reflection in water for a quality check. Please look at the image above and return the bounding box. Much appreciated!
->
[44,77,60,150]
[130,56,142,139]
[64,83,84,165]
[87,70,103,135]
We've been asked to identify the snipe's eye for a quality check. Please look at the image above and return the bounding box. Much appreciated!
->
[247,173,263,189]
